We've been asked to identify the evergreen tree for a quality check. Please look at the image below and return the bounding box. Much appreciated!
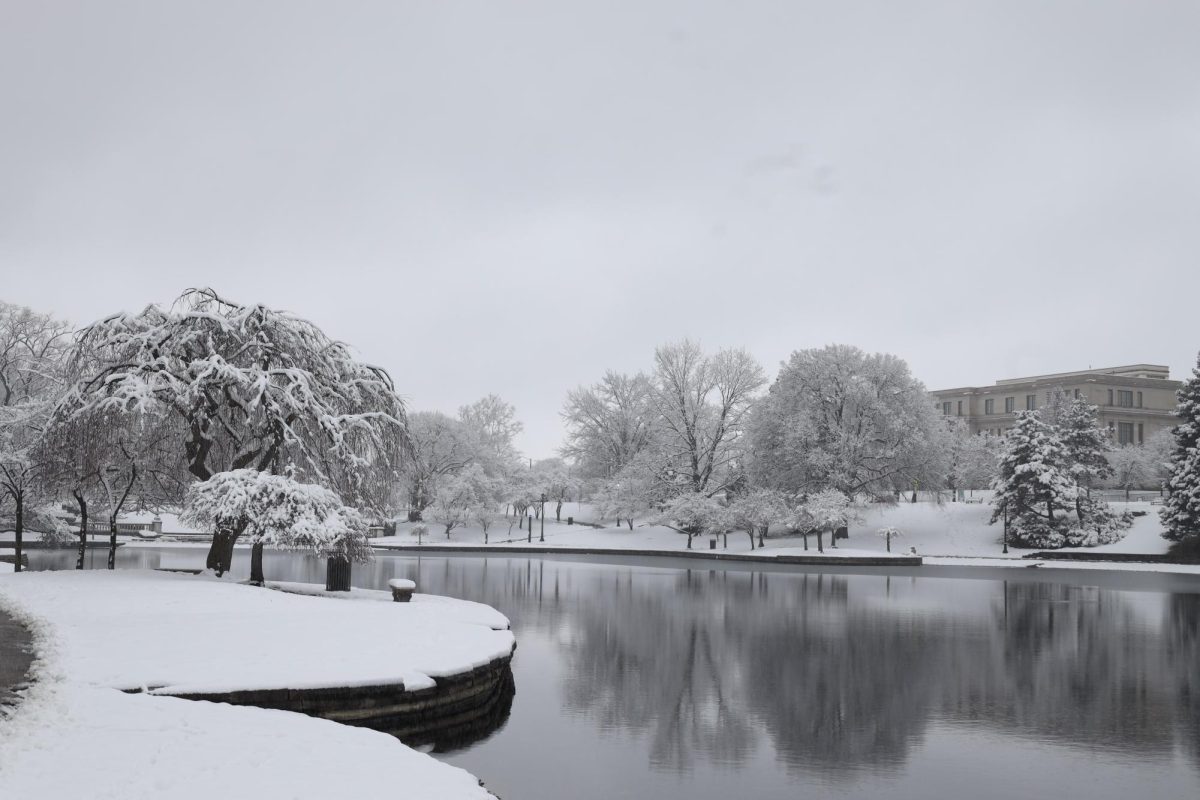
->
[1055,397,1113,523]
[990,411,1075,547]
[1162,352,1200,542]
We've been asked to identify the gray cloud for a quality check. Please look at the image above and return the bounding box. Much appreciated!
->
[3,1,1198,457]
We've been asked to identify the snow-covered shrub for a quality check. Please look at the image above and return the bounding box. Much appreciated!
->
[182,469,371,562]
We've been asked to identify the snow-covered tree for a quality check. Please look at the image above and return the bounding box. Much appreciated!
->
[945,419,1002,499]
[459,394,522,474]
[802,488,852,553]
[650,340,765,495]
[428,464,497,540]
[877,526,903,553]
[1054,397,1113,523]
[0,302,71,571]
[1162,353,1200,543]
[181,469,371,584]
[593,453,661,530]
[1106,444,1153,501]
[728,488,789,549]
[64,288,409,575]
[990,412,1076,548]
[654,491,725,549]
[749,345,942,499]
[561,371,656,479]
[401,411,476,521]
[530,457,581,522]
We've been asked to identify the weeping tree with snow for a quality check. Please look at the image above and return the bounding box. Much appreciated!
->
[182,469,371,585]
[728,487,789,549]
[64,288,409,576]
[1162,353,1200,544]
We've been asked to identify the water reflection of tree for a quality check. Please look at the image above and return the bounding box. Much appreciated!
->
[1167,593,1200,768]
[971,582,1177,755]
[561,568,757,771]
[554,565,1198,780]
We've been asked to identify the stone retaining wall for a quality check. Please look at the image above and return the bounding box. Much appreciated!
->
[156,650,516,750]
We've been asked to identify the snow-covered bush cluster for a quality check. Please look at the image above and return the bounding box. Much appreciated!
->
[181,469,372,562]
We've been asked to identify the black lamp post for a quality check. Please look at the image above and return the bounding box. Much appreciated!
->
[539,493,546,542]
[1002,506,1009,554]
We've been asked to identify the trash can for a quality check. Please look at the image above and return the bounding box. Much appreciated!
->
[325,556,351,592]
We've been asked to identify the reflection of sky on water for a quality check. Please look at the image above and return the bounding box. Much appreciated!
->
[30,548,1200,800]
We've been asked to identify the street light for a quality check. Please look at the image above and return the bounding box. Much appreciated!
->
[539,493,546,542]
[1002,506,1009,554]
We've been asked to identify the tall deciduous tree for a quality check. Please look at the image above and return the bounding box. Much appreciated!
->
[0,302,71,571]
[561,371,656,479]
[1162,353,1200,543]
[651,340,765,495]
[459,394,522,474]
[749,345,941,499]
[402,411,476,520]
[65,288,409,575]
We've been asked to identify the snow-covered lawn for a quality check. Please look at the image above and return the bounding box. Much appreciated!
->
[373,499,1172,561]
[0,570,514,799]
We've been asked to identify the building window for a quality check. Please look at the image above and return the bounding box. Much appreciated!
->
[1137,391,1143,408]
[1118,422,1135,445]
[1117,390,1133,408]
[1005,397,1015,413]
[1138,423,1144,444]
[956,400,963,416]
[1073,388,1080,398]
[984,399,994,415]
[942,401,951,415]
[1108,389,1114,405]
[1025,394,1036,410]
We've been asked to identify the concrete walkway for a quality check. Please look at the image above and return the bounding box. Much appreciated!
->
[0,608,34,716]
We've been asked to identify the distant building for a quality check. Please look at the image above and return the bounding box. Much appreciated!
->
[929,364,1181,444]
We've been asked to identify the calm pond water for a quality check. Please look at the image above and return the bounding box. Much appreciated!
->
[30,547,1200,800]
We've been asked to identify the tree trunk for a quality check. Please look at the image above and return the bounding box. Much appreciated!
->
[886,534,891,553]
[249,542,265,585]
[13,492,22,573]
[108,513,118,570]
[816,530,824,553]
[802,532,808,551]
[74,490,87,570]
[686,532,693,549]
[910,489,917,503]
[206,527,240,577]
[722,532,727,548]
[626,519,633,531]
[556,500,562,522]
[747,530,755,549]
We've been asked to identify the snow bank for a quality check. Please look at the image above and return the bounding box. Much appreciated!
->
[0,569,511,799]
[0,570,512,695]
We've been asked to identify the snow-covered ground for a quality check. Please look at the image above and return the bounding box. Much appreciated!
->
[0,570,514,799]
[373,499,1173,561]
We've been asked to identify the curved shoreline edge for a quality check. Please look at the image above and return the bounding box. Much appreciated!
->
[373,543,922,566]
[155,649,517,749]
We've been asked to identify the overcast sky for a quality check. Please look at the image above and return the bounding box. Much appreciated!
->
[2,1,1198,458]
